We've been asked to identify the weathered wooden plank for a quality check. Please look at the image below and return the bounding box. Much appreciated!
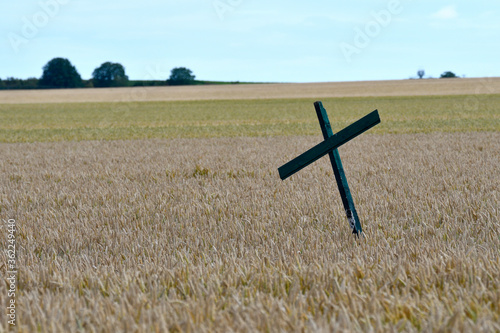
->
[278,109,380,180]
[314,101,362,234]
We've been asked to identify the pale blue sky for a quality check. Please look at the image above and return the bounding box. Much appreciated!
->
[1,0,498,82]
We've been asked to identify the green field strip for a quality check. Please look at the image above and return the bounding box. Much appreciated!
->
[0,94,499,142]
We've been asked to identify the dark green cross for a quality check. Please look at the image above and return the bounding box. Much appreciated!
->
[278,101,380,235]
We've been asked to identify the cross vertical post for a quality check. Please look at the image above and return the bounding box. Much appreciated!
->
[314,101,362,235]
[278,102,380,236]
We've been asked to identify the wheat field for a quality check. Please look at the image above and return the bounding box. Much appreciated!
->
[1,130,499,331]
[1,79,500,332]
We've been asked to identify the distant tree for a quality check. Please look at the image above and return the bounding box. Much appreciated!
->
[440,71,458,78]
[167,67,196,85]
[417,69,425,79]
[92,62,129,87]
[39,58,83,88]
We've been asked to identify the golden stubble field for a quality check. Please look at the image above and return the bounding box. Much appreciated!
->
[1,77,500,104]
[1,131,499,331]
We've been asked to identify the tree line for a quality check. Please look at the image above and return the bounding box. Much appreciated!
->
[416,69,460,79]
[0,58,196,90]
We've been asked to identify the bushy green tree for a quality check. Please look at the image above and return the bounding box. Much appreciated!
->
[440,71,458,78]
[39,58,83,88]
[92,62,129,87]
[167,67,196,85]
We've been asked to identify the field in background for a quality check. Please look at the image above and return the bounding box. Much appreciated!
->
[0,77,499,104]
[1,94,499,142]
[1,79,499,331]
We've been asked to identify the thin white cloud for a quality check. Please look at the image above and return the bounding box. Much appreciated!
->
[431,5,458,19]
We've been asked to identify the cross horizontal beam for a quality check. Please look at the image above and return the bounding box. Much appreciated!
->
[278,110,380,180]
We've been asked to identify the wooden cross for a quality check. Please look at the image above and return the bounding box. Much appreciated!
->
[278,101,380,236]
